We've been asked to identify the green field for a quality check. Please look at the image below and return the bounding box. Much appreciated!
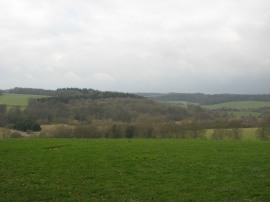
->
[161,100,270,117]
[0,94,45,108]
[202,101,270,117]
[203,101,270,109]
[160,100,198,107]
[1,139,270,201]
[162,100,270,110]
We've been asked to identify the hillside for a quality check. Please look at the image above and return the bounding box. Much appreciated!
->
[1,88,270,138]
[139,93,270,105]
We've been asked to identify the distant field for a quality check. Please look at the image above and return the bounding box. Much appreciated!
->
[161,100,270,109]
[202,101,270,117]
[160,101,198,107]
[203,101,270,109]
[0,139,270,201]
[0,94,45,108]
[163,100,270,117]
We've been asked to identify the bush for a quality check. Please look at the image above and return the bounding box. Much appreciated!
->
[73,124,104,138]
[52,125,74,138]
[125,125,136,138]
[14,119,41,132]
[107,124,124,138]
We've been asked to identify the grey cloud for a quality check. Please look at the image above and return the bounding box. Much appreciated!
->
[0,0,270,93]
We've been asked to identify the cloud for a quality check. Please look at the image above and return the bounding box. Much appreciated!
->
[92,73,115,83]
[0,0,270,93]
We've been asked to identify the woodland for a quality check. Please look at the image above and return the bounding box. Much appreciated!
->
[0,88,269,140]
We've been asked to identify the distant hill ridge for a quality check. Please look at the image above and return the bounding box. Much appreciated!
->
[2,87,141,100]
[138,93,270,105]
[2,88,270,104]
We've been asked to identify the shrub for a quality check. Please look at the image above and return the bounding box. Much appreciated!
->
[125,125,136,138]
[108,124,124,138]
[52,125,74,138]
[14,119,41,132]
[73,124,102,138]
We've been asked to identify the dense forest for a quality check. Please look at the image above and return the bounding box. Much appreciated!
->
[1,88,269,139]
[139,93,270,104]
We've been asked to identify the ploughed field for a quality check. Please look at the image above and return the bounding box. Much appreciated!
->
[1,139,270,201]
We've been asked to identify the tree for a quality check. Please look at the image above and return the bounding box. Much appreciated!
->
[211,128,229,140]
[125,125,136,139]
[256,117,270,140]
[182,119,206,139]
[108,124,123,138]
[227,120,243,140]
[7,106,23,124]
[0,105,7,127]
[14,119,41,132]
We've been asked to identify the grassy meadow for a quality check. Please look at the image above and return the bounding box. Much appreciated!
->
[203,101,270,117]
[1,139,270,201]
[162,100,270,117]
[203,101,270,109]
[0,94,44,109]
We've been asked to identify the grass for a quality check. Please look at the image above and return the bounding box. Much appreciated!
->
[229,111,261,117]
[0,94,45,108]
[203,101,270,109]
[160,101,198,107]
[1,139,270,201]
[203,101,270,118]
[161,100,270,117]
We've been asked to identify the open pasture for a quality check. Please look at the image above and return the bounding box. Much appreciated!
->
[203,101,270,117]
[203,101,270,110]
[0,94,44,108]
[1,139,270,201]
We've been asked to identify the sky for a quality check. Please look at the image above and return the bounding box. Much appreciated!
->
[0,0,270,94]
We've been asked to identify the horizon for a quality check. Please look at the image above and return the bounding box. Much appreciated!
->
[1,86,270,95]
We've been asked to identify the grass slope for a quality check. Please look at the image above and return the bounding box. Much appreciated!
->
[1,139,270,201]
[0,94,44,108]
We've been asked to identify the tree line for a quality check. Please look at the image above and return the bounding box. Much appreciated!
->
[0,105,41,133]
[3,87,141,100]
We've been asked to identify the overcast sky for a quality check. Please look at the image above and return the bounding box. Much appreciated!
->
[0,0,269,93]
